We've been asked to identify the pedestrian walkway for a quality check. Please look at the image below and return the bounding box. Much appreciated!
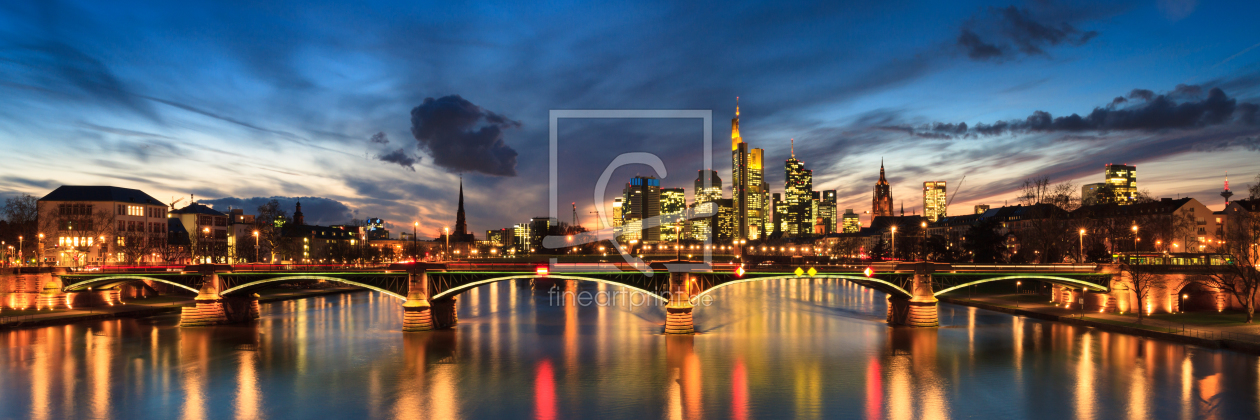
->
[946,293,1260,344]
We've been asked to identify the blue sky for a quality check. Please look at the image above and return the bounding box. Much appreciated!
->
[1,0,1258,236]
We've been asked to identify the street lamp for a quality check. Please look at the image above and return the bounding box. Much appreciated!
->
[1079,229,1086,263]
[253,230,260,263]
[202,228,210,264]
[413,222,420,262]
[18,235,23,266]
[38,233,44,266]
[1131,225,1139,253]
[443,226,449,260]
[890,226,897,261]
[920,221,927,261]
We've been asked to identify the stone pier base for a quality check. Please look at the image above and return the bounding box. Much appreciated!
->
[402,303,435,332]
[179,296,260,327]
[431,297,458,329]
[665,306,695,334]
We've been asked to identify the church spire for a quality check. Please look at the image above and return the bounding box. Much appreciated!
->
[455,176,468,236]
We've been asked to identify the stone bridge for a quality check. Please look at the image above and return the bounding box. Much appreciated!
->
[54,261,1114,332]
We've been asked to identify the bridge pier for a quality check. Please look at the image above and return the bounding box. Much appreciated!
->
[180,270,260,327]
[403,263,456,332]
[665,268,695,335]
[887,264,938,327]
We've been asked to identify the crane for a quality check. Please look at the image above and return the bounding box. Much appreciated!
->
[169,196,186,211]
[945,175,966,216]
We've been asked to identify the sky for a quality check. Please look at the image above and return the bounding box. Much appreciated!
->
[1,0,1259,238]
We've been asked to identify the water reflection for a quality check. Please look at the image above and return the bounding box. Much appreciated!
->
[0,279,1257,419]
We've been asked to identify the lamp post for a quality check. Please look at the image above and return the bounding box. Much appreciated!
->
[1131,225,1139,254]
[253,230,260,263]
[1079,229,1086,263]
[1180,293,1188,313]
[1016,280,1022,308]
[203,227,210,264]
[18,235,22,266]
[920,221,927,262]
[890,226,897,261]
[443,226,450,261]
[38,233,44,267]
[413,222,419,263]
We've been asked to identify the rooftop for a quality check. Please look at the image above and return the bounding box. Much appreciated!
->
[38,186,163,205]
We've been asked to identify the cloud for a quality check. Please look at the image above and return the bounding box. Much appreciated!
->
[958,6,1099,61]
[409,95,521,177]
[0,41,159,120]
[375,148,420,171]
[904,85,1256,138]
[369,132,390,145]
[200,196,355,225]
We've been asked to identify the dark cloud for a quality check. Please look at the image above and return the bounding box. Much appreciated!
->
[410,95,521,177]
[958,6,1099,61]
[1,42,158,120]
[369,132,390,145]
[200,196,354,225]
[906,85,1255,138]
[375,148,419,171]
[1193,135,1260,152]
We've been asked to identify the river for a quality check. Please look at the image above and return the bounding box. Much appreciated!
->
[1,278,1257,419]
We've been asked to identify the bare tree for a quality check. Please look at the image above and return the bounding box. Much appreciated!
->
[254,199,291,263]
[3,194,38,263]
[1250,173,1260,200]
[1202,206,1260,322]
[1121,261,1165,323]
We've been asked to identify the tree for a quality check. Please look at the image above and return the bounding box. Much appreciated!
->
[868,238,889,262]
[254,200,291,263]
[1121,261,1165,323]
[963,218,1007,263]
[1014,177,1078,262]
[1250,173,1260,200]
[1202,207,1260,323]
[2,194,38,263]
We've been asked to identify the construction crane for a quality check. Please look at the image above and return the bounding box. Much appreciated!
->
[945,175,966,216]
[169,196,186,211]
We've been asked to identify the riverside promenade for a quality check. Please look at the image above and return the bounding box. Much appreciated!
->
[941,291,1260,354]
[0,286,365,329]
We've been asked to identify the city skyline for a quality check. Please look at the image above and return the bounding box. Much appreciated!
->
[2,1,1259,237]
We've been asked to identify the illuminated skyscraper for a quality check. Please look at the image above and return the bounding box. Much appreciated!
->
[731,101,749,239]
[923,181,947,222]
[694,170,722,204]
[612,197,624,227]
[621,176,660,242]
[747,148,766,239]
[1104,164,1137,205]
[872,160,893,217]
[818,190,837,233]
[772,193,786,235]
[841,209,861,233]
[784,140,813,236]
[660,188,686,241]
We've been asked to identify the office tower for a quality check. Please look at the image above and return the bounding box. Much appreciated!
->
[529,217,556,251]
[819,190,837,233]
[784,140,813,236]
[694,170,722,204]
[731,102,749,239]
[842,209,861,233]
[612,197,624,227]
[872,160,893,217]
[974,204,990,214]
[622,176,661,242]
[923,181,947,222]
[747,148,765,240]
[772,193,786,235]
[660,188,686,241]
[1104,164,1137,205]
[715,199,736,240]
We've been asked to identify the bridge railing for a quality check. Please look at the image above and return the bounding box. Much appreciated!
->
[949,264,1097,272]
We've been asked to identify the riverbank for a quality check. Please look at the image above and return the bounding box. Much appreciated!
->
[0,286,367,330]
[939,294,1260,355]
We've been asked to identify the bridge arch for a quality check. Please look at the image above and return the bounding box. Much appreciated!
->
[932,275,1109,297]
[689,275,912,304]
[62,276,201,294]
[219,276,408,300]
[430,275,670,303]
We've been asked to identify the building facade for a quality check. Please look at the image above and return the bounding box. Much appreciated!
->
[621,176,661,242]
[37,186,169,266]
[783,143,813,236]
[923,181,947,222]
